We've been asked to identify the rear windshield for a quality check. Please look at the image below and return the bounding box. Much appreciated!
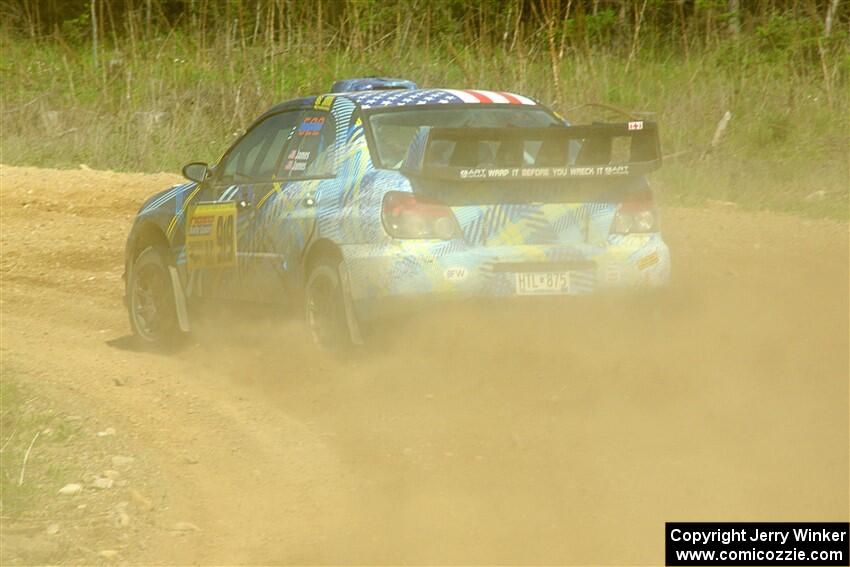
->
[368,107,561,169]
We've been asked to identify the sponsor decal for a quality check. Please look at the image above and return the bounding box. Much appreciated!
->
[460,168,487,179]
[565,165,630,176]
[521,167,552,177]
[297,116,325,136]
[444,267,468,282]
[457,165,631,179]
[284,149,311,171]
[628,120,644,130]
[187,215,214,236]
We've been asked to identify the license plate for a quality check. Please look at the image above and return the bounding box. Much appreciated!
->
[515,271,570,295]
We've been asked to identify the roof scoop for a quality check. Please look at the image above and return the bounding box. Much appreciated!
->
[330,77,417,93]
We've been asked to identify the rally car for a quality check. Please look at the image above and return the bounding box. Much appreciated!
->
[124,77,670,348]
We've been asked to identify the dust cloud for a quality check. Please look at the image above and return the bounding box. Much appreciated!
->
[1,165,847,564]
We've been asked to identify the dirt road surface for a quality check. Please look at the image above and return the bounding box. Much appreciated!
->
[1,164,847,564]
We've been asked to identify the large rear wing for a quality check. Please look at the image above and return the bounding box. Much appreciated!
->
[400,121,661,182]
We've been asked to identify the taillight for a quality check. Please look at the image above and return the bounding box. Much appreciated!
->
[611,190,658,234]
[381,191,462,240]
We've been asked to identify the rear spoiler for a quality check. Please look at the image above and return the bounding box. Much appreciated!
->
[400,121,661,181]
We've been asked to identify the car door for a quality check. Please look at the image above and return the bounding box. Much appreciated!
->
[250,108,338,300]
[188,111,299,301]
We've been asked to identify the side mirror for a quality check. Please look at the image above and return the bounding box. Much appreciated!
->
[182,162,209,183]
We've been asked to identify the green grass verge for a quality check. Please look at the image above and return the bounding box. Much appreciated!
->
[0,31,847,219]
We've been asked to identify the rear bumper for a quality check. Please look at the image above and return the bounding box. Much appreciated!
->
[341,233,670,322]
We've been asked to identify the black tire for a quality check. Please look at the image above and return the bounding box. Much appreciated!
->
[127,246,182,348]
[305,258,353,351]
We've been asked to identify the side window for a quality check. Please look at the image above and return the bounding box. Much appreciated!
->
[254,122,295,180]
[280,110,336,178]
[218,112,299,184]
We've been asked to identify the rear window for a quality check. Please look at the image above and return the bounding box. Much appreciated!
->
[368,107,560,169]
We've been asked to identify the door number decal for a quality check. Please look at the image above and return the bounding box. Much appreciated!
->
[186,201,237,269]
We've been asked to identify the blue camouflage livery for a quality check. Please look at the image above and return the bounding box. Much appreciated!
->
[125,86,671,334]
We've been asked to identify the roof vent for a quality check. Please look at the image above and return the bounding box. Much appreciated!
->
[330,77,417,93]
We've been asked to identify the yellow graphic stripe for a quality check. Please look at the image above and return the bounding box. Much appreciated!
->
[314,95,335,111]
[256,181,282,210]
[637,251,660,270]
[167,185,202,238]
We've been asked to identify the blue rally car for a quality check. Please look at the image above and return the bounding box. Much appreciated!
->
[124,77,670,348]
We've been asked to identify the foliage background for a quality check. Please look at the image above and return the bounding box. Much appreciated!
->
[1,0,847,217]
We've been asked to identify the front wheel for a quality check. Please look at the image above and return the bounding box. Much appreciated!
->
[305,259,354,350]
[127,246,182,348]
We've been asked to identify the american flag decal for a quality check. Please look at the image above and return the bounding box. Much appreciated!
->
[349,88,537,109]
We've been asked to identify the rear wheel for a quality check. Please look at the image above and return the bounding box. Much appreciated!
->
[128,246,181,348]
[305,259,353,350]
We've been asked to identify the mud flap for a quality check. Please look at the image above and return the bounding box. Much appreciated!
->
[168,266,191,333]
[337,261,364,345]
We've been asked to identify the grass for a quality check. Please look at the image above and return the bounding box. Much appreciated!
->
[0,375,35,520]
[0,25,847,219]
[0,368,78,521]
[0,365,128,565]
